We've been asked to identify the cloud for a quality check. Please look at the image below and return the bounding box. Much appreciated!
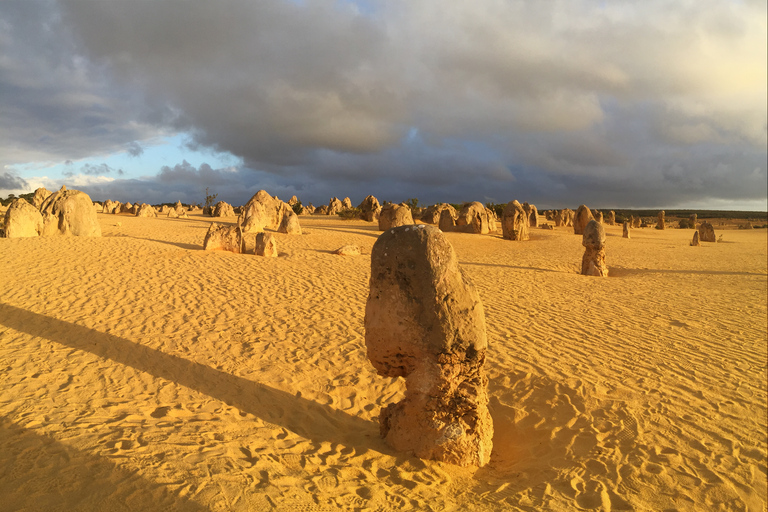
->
[64,163,123,177]
[1,0,765,209]
[0,171,30,191]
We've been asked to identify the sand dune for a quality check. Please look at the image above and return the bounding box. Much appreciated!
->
[0,213,765,511]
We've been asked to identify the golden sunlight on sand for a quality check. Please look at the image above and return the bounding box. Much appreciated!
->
[1,213,766,511]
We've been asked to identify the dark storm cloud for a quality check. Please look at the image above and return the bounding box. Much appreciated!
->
[66,163,123,177]
[2,0,765,208]
[0,172,29,191]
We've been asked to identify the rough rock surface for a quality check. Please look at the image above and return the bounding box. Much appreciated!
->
[581,220,608,277]
[213,201,236,218]
[342,197,352,210]
[456,202,489,234]
[691,230,701,246]
[203,223,243,253]
[288,195,299,206]
[121,202,134,215]
[689,214,697,228]
[485,208,497,233]
[438,208,457,232]
[523,203,539,228]
[136,203,157,218]
[240,190,288,231]
[699,222,716,242]
[278,211,302,235]
[358,195,381,222]
[573,205,595,235]
[314,205,329,215]
[365,224,493,467]
[623,221,630,239]
[595,211,604,224]
[4,198,43,238]
[501,200,529,241]
[328,197,344,215]
[39,186,102,237]
[632,216,642,228]
[421,203,457,225]
[254,232,278,257]
[32,187,52,209]
[656,211,665,230]
[334,245,360,256]
[378,204,414,231]
[607,211,616,226]
[102,199,118,214]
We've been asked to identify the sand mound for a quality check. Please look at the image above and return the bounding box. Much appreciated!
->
[0,213,765,511]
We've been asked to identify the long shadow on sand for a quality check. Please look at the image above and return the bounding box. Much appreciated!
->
[609,267,765,277]
[129,236,200,251]
[0,416,207,512]
[0,303,386,456]
[307,225,381,239]
[461,261,565,274]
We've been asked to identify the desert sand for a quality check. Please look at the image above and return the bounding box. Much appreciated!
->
[0,212,766,511]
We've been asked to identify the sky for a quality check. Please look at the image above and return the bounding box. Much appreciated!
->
[1,0,766,211]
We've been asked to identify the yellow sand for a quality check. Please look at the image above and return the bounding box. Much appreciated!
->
[0,213,765,512]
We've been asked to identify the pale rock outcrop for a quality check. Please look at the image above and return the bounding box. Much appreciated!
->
[39,186,101,237]
[378,204,414,231]
[334,245,360,256]
[254,232,278,257]
[136,203,157,217]
[456,202,489,234]
[501,200,529,241]
[93,202,103,213]
[173,201,188,218]
[523,203,539,228]
[689,214,697,228]
[421,203,457,225]
[102,199,118,214]
[342,197,352,210]
[439,208,456,232]
[581,220,608,277]
[485,208,497,233]
[691,230,701,246]
[595,211,604,224]
[698,221,716,242]
[278,210,302,235]
[328,197,344,215]
[4,198,44,238]
[120,202,134,215]
[111,201,123,215]
[299,204,316,215]
[32,187,52,209]
[608,211,616,226]
[656,211,665,230]
[555,209,574,227]
[622,221,630,239]
[573,205,594,235]
[288,195,299,206]
[365,224,493,467]
[241,191,278,230]
[213,201,236,218]
[315,205,329,215]
[358,195,381,222]
[203,223,243,253]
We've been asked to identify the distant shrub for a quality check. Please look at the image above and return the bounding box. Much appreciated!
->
[337,207,362,220]
[292,200,303,215]
[678,219,692,229]
[485,202,504,217]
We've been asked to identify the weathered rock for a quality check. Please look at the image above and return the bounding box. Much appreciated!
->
[32,187,52,209]
[334,245,360,256]
[3,198,43,238]
[93,202,103,213]
[203,223,243,253]
[438,208,457,232]
[689,213,697,228]
[698,221,716,242]
[632,216,641,228]
[555,208,574,227]
[342,197,352,210]
[378,204,414,231]
[573,205,595,235]
[240,190,288,231]
[358,195,381,222]
[299,204,315,215]
[136,203,157,217]
[288,195,299,206]
[365,224,493,467]
[581,220,608,277]
[456,202,489,234]
[278,210,302,234]
[102,199,118,214]
[501,200,529,241]
[39,186,101,237]
[690,230,701,246]
[328,197,344,215]
[173,200,188,218]
[485,208,497,233]
[121,202,134,214]
[421,203,456,225]
[523,203,539,228]
[315,205,329,215]
[240,200,269,233]
[213,201,236,218]
[254,232,278,257]
[595,211,604,224]
[656,211,665,230]
[622,221,630,239]
[608,211,616,226]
